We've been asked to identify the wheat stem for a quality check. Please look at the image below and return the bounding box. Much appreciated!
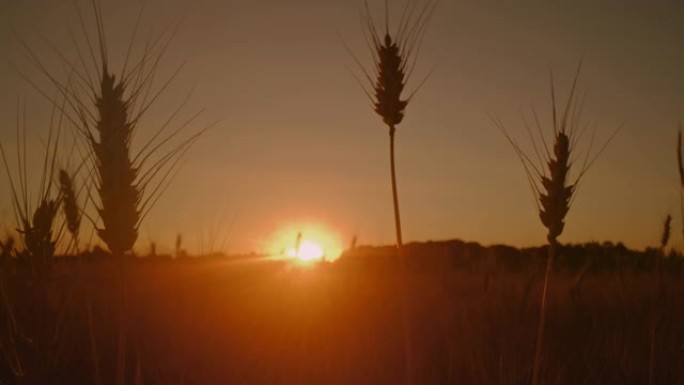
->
[389,126,403,248]
[532,239,556,385]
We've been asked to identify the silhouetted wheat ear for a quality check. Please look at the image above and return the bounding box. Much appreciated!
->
[348,0,437,251]
[678,130,684,187]
[21,199,59,262]
[59,169,81,238]
[374,34,408,131]
[343,0,438,131]
[493,63,622,385]
[93,67,141,255]
[540,131,575,243]
[0,237,14,261]
[661,214,671,249]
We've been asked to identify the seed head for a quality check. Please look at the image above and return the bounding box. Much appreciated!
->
[661,214,672,249]
[20,199,59,262]
[347,1,437,133]
[93,68,141,255]
[59,169,81,238]
[539,132,575,243]
[374,34,408,129]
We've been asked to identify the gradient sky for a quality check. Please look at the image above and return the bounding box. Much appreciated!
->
[1,0,683,254]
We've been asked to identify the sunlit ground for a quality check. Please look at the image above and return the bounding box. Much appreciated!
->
[266,222,344,264]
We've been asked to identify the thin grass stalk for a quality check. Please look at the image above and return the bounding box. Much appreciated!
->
[389,126,403,247]
[391,123,412,384]
[649,214,671,385]
[116,254,129,385]
[0,274,24,378]
[677,128,684,243]
[532,240,555,384]
[86,298,103,385]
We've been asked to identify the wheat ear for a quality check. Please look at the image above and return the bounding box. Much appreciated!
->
[493,63,620,385]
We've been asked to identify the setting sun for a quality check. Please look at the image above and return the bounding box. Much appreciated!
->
[266,222,344,262]
[286,240,324,262]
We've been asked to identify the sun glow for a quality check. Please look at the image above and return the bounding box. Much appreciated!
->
[286,240,324,262]
[267,222,344,263]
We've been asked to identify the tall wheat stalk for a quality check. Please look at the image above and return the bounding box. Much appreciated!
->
[493,64,619,385]
[0,100,64,383]
[15,2,208,383]
[345,2,437,384]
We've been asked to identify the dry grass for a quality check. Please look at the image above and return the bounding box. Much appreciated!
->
[2,251,674,385]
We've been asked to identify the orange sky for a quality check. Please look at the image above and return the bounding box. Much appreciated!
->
[0,0,683,254]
